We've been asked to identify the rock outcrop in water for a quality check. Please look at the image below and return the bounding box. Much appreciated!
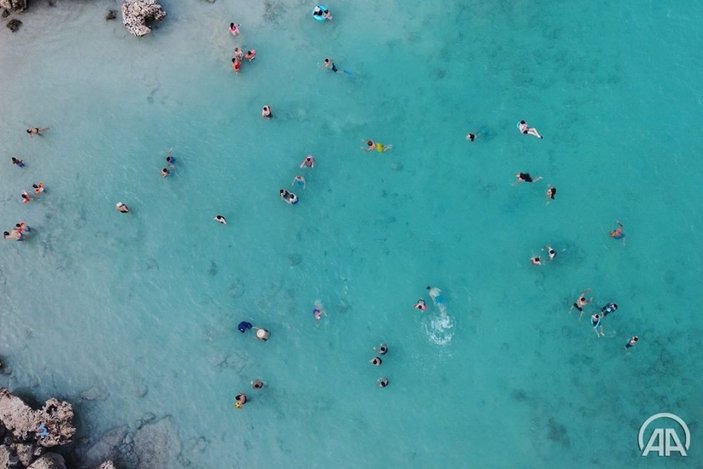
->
[0,388,114,468]
[0,0,26,13]
[121,0,166,37]
[0,389,75,448]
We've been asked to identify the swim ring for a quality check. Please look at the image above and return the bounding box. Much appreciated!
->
[312,5,328,22]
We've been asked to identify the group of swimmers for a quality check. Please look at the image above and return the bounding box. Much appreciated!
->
[3,221,30,241]
[233,321,272,408]
[8,128,49,213]
[369,343,390,388]
[229,22,256,74]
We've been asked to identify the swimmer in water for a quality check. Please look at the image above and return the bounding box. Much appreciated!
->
[609,221,625,240]
[15,222,30,234]
[291,175,306,189]
[515,172,542,184]
[591,313,604,337]
[21,191,31,204]
[544,245,557,261]
[600,302,618,318]
[377,377,390,388]
[115,202,130,213]
[251,379,265,389]
[323,58,338,73]
[571,289,592,317]
[300,155,315,168]
[375,343,388,355]
[370,356,382,366]
[517,120,543,139]
[4,230,22,241]
[255,328,270,341]
[244,49,256,61]
[233,47,244,61]
[161,167,169,177]
[414,299,427,311]
[312,302,325,321]
[530,256,542,266]
[279,189,299,205]
[231,58,241,73]
[546,186,556,201]
[261,105,272,119]
[214,215,227,224]
[11,157,24,167]
[426,286,443,304]
[166,150,175,166]
[313,6,332,21]
[32,182,45,196]
[363,140,392,153]
[229,22,240,36]
[625,336,639,349]
[234,393,247,409]
[465,132,477,142]
[26,127,49,137]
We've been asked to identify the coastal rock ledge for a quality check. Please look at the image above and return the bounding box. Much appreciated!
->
[121,0,166,37]
[0,0,26,13]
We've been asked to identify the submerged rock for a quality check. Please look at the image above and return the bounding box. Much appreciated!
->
[133,416,181,468]
[121,0,166,37]
[6,18,21,32]
[26,452,67,469]
[1,9,9,18]
[105,9,117,21]
[83,426,127,467]
[90,462,117,469]
[15,442,42,466]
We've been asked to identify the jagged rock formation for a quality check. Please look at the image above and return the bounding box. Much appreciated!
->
[0,389,93,468]
[120,0,166,37]
[26,453,67,469]
[0,0,26,13]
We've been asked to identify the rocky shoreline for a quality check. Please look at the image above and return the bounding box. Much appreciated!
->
[2,0,166,36]
[0,388,115,469]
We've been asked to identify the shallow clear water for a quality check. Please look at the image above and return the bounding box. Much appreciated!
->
[1,1,702,467]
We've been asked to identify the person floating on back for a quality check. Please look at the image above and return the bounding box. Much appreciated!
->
[27,127,49,137]
[517,120,542,139]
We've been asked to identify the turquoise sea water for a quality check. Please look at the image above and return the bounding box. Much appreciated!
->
[1,1,702,467]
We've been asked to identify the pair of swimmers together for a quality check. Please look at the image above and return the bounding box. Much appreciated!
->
[530,245,558,266]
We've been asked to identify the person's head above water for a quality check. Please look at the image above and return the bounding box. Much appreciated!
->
[238,321,253,333]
